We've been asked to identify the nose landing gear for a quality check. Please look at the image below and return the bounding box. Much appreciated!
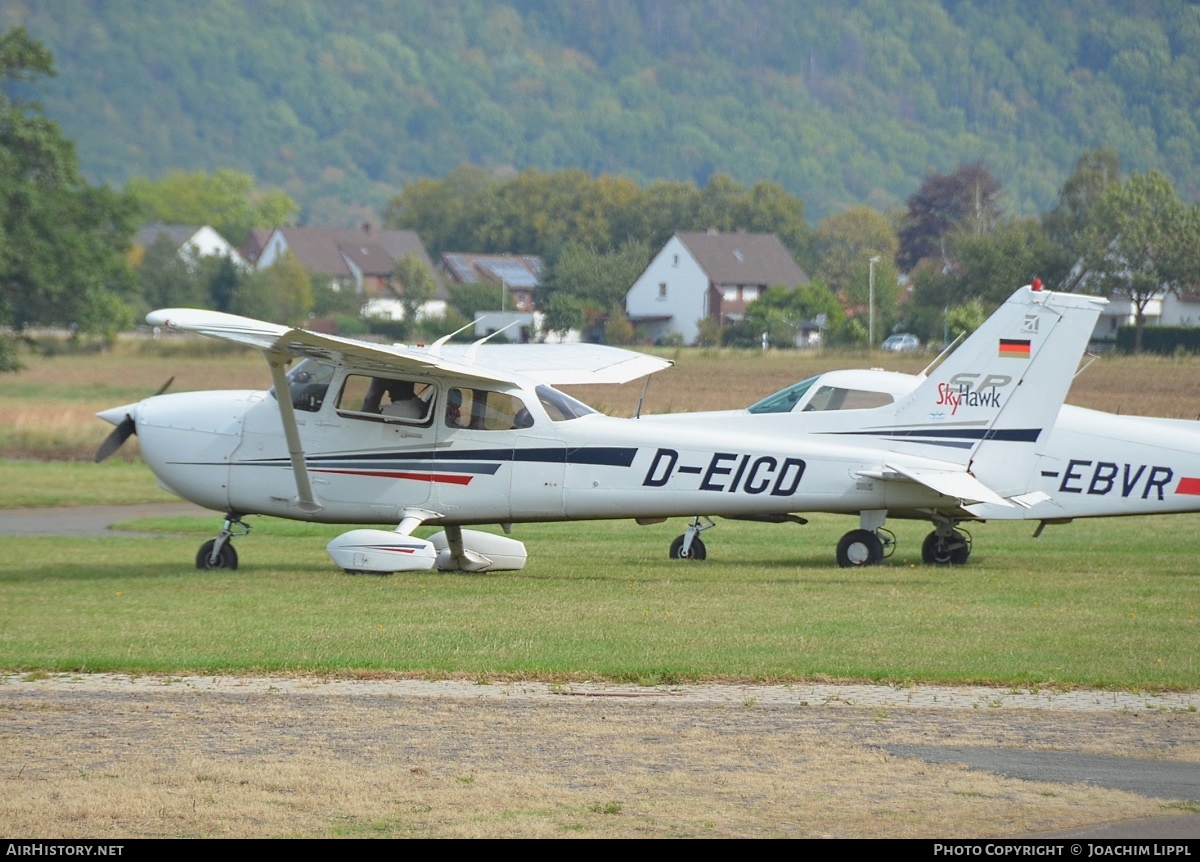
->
[196,513,250,570]
[669,515,714,560]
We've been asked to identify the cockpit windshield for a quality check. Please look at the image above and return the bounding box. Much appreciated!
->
[269,358,336,412]
[746,376,819,414]
[537,385,597,421]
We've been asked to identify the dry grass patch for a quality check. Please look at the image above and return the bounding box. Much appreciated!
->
[0,683,1179,839]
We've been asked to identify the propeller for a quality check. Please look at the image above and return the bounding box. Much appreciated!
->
[93,414,136,462]
[93,377,174,463]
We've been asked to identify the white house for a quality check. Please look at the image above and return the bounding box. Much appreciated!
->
[135,224,248,269]
[625,230,809,344]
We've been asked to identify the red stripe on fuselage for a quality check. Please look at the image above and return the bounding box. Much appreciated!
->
[312,469,474,486]
[1174,476,1200,495]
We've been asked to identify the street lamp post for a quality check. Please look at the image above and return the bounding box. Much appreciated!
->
[869,255,881,347]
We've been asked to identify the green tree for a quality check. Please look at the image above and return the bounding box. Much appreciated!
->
[541,291,587,340]
[1043,148,1121,284]
[603,304,636,345]
[728,283,846,349]
[134,235,219,312]
[234,251,312,325]
[952,217,1072,308]
[0,28,137,367]
[540,241,650,322]
[812,205,899,297]
[127,168,298,246]
[897,162,1003,272]
[944,299,986,339]
[447,280,505,319]
[1081,171,1200,352]
[387,253,438,338]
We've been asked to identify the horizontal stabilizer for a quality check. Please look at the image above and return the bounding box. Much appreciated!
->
[862,463,1013,508]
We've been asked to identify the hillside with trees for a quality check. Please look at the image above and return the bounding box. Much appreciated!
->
[4,1,1200,225]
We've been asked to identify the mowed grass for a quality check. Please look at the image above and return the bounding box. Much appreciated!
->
[2,338,1200,688]
[1,506,1196,688]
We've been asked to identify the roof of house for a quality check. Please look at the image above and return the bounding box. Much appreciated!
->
[441,253,544,290]
[135,223,206,248]
[240,227,274,265]
[275,227,432,278]
[676,230,809,287]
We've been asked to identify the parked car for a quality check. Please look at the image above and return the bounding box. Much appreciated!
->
[881,333,921,353]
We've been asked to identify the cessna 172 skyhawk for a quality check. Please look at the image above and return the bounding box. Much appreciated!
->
[95,283,1200,572]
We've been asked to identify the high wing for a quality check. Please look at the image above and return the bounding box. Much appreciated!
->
[146,308,672,386]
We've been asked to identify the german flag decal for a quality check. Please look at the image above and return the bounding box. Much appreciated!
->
[999,338,1031,358]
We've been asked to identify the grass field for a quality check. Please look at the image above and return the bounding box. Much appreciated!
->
[2,338,1199,689]
[2,497,1196,688]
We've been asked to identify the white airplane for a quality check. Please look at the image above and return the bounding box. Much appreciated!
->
[94,283,1200,572]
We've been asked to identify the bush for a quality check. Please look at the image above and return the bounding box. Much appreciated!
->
[1115,326,1200,354]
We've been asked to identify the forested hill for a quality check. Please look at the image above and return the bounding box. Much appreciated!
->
[6,1,1198,225]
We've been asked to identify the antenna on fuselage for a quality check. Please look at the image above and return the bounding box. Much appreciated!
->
[465,320,520,363]
[919,330,967,378]
[1073,352,1099,378]
[425,320,477,357]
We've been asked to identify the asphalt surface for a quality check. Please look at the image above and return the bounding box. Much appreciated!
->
[3,503,1198,839]
[0,501,213,536]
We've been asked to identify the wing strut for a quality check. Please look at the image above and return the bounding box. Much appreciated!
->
[266,355,322,514]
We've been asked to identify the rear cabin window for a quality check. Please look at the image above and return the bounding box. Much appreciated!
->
[446,387,533,430]
[336,374,434,424]
[802,386,894,411]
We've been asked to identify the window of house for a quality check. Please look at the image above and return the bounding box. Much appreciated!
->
[658,282,668,300]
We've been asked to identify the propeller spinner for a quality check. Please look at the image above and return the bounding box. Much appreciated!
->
[92,377,173,462]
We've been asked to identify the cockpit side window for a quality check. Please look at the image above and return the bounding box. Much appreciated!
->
[336,374,434,425]
[278,359,336,412]
[446,387,533,430]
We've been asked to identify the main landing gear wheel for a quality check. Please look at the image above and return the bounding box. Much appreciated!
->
[669,535,707,560]
[921,530,971,565]
[196,539,239,570]
[836,529,883,567]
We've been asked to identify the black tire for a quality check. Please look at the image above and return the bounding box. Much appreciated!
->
[836,529,883,567]
[668,535,707,560]
[921,530,970,565]
[196,539,238,570]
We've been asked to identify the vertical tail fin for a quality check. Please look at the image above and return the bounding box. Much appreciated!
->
[885,286,1105,494]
